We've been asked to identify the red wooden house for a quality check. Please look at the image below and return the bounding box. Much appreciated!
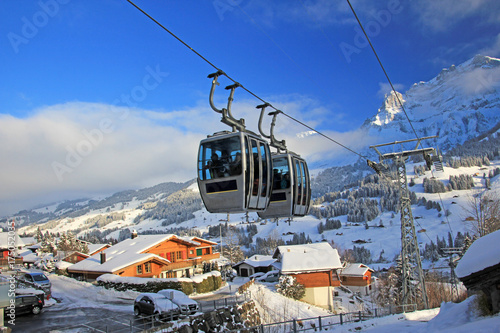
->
[272,242,342,310]
[67,234,219,281]
[340,263,374,295]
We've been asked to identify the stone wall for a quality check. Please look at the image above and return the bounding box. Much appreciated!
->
[146,300,261,332]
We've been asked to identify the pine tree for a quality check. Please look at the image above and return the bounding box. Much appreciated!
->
[276,275,305,300]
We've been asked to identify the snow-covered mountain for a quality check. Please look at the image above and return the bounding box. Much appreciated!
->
[363,55,500,150]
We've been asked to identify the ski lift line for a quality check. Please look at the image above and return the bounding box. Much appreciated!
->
[346,0,420,141]
[125,0,369,161]
[280,112,368,159]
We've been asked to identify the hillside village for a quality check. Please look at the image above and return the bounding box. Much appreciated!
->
[2,55,500,331]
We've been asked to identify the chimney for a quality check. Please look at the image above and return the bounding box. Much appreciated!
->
[100,252,106,264]
[131,230,138,239]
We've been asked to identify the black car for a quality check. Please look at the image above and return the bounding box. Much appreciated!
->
[7,295,44,316]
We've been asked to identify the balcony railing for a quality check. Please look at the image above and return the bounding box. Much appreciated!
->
[165,253,221,270]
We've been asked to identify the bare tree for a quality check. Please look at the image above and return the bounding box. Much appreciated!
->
[462,190,500,237]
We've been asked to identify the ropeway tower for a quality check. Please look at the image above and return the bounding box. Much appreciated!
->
[369,136,442,309]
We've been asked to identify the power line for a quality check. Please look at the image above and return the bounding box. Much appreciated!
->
[346,0,420,141]
[125,0,368,160]
[346,0,457,239]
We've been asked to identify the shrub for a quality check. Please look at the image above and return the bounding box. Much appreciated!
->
[276,275,305,300]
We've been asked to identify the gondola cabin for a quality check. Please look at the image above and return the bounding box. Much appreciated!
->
[258,152,311,219]
[198,131,272,213]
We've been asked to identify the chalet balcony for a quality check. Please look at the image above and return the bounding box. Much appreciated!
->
[0,258,24,268]
[165,253,221,270]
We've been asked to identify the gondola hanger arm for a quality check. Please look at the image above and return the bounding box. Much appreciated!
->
[257,103,286,152]
[207,72,245,132]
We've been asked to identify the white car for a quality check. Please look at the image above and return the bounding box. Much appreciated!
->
[157,289,199,316]
[249,272,265,280]
[256,270,280,283]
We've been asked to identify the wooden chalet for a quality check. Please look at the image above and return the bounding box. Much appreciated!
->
[272,242,342,310]
[340,263,374,295]
[0,232,25,269]
[233,255,276,277]
[456,230,500,313]
[67,234,219,281]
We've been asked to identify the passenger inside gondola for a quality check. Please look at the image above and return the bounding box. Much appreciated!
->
[230,152,242,175]
[205,153,225,178]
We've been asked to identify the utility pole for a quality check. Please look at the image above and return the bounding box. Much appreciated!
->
[369,136,440,309]
[441,247,464,301]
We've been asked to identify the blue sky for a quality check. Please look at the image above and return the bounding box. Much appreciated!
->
[1,0,499,216]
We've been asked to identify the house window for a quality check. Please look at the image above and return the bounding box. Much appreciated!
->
[189,250,194,255]
[170,252,176,262]
[137,265,143,275]
[144,262,151,273]
[176,251,182,260]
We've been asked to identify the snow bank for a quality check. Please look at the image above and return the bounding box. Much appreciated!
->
[426,296,481,331]
[456,229,500,278]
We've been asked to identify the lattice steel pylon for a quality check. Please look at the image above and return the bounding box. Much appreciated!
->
[369,137,439,310]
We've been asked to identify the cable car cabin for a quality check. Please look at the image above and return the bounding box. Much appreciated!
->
[198,131,272,214]
[258,152,311,219]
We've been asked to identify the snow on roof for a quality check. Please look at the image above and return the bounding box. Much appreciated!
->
[275,242,342,274]
[341,263,374,276]
[235,255,276,268]
[87,243,110,255]
[176,236,202,246]
[456,229,500,278]
[69,234,174,273]
[19,248,38,263]
[0,232,25,248]
[20,237,36,246]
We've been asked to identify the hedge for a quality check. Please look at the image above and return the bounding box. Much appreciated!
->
[96,271,221,295]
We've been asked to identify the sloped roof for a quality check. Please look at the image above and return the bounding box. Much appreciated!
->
[341,263,374,277]
[234,255,276,268]
[87,243,111,255]
[274,242,342,274]
[0,232,25,248]
[68,234,173,273]
[456,229,500,278]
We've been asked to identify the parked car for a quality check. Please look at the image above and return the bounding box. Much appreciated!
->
[157,289,199,316]
[20,272,51,294]
[5,294,44,316]
[256,270,280,283]
[249,272,265,280]
[134,293,180,321]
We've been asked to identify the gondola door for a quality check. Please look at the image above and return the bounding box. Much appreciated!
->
[292,157,311,216]
[247,137,272,211]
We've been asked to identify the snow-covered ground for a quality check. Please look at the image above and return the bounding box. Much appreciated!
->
[44,273,500,332]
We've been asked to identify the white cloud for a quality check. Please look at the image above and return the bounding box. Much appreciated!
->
[480,33,500,58]
[377,82,405,98]
[457,65,500,95]
[411,0,500,32]
[0,96,374,216]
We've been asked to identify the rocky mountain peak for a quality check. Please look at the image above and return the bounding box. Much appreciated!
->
[362,55,500,150]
